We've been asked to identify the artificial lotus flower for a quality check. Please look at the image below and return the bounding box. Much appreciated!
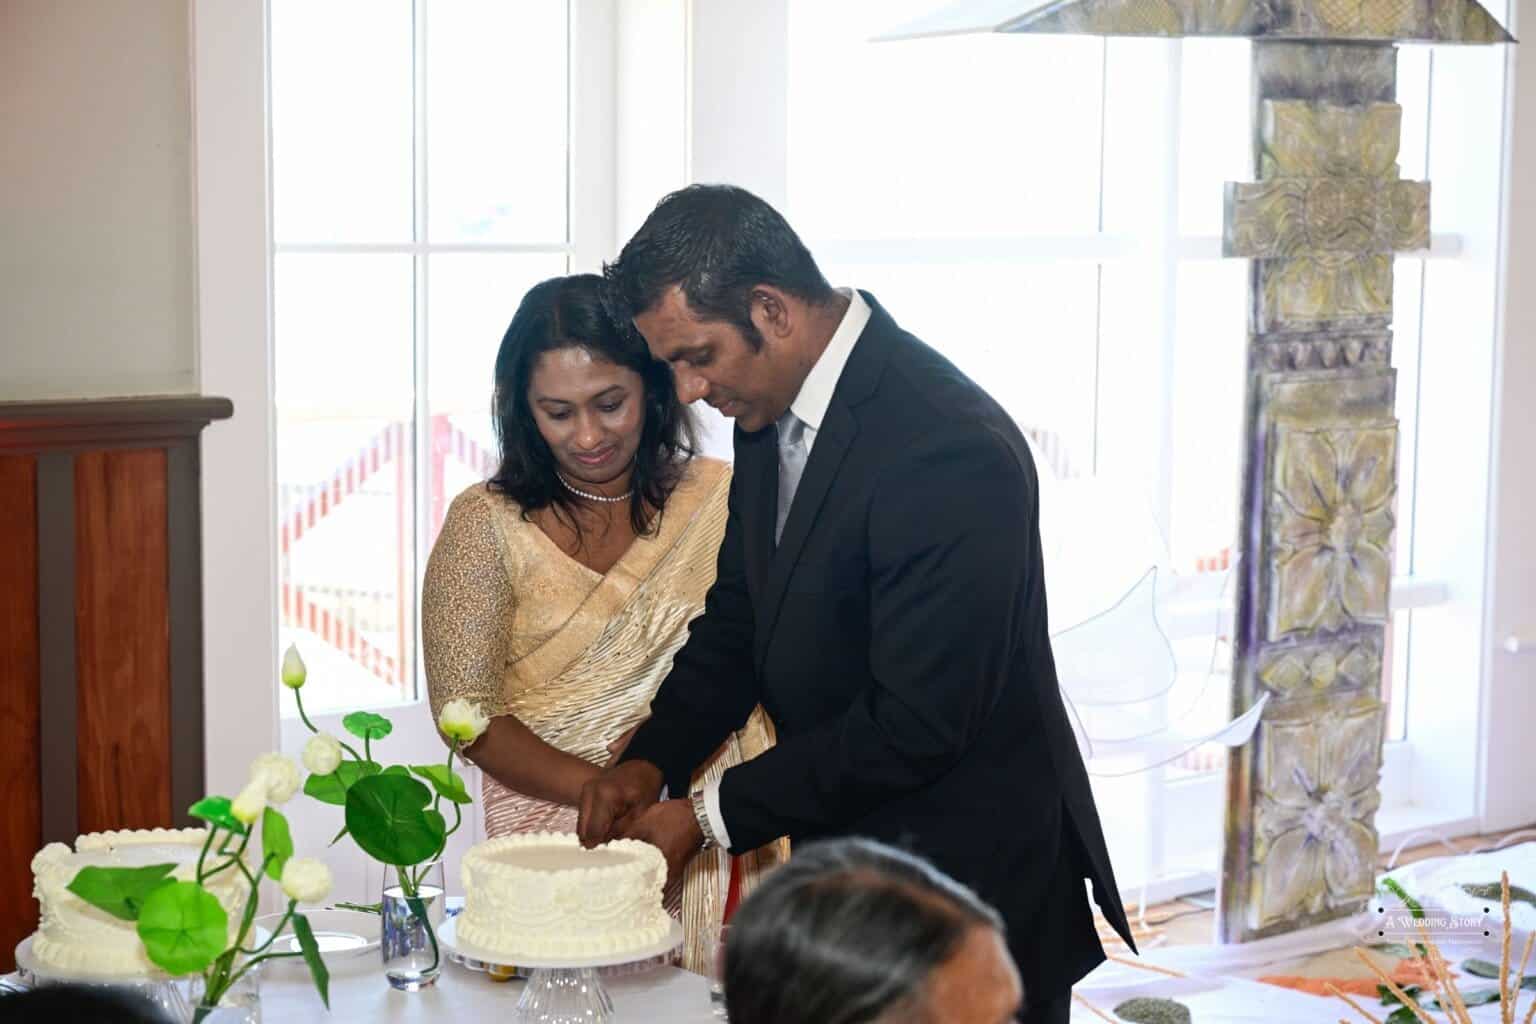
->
[280,643,307,689]
[301,733,343,776]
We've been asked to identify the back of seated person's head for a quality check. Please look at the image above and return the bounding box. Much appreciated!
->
[724,838,1023,1024]
[0,984,173,1023]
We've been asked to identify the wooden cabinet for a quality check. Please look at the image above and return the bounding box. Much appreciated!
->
[0,397,230,970]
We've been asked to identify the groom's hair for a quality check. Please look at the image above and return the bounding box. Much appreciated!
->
[723,838,1009,1024]
[603,184,836,350]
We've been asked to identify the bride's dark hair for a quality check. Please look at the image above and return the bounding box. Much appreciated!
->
[487,274,697,537]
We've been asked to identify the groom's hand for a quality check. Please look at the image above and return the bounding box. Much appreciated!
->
[577,759,664,848]
[621,798,705,887]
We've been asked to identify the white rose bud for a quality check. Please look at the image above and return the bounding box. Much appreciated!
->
[302,733,343,776]
[438,698,490,746]
[280,643,307,689]
[280,857,333,905]
[250,752,301,805]
[231,780,267,826]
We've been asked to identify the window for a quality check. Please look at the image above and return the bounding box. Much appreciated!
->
[785,0,1500,891]
[271,0,574,714]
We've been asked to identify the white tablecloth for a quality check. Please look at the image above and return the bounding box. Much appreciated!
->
[262,955,719,1022]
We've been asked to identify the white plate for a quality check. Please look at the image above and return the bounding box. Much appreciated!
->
[439,917,683,970]
[254,909,380,959]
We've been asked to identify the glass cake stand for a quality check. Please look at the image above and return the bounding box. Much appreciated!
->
[439,917,684,1023]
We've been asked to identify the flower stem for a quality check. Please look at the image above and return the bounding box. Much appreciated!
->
[241,901,295,956]
[195,826,216,884]
[293,687,319,735]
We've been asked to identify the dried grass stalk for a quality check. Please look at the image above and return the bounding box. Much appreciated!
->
[1350,947,1439,1024]
[1326,981,1387,1024]
[1071,991,1117,1022]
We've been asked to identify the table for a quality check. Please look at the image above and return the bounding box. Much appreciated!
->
[261,954,720,1022]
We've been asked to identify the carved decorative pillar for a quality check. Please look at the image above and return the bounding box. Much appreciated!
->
[884,0,1511,941]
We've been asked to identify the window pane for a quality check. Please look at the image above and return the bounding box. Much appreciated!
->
[821,262,1099,477]
[1396,49,1431,183]
[1168,260,1247,569]
[1178,39,1252,237]
[427,0,569,244]
[789,0,1104,239]
[1103,38,1176,237]
[276,254,416,713]
[426,252,569,545]
[271,0,413,244]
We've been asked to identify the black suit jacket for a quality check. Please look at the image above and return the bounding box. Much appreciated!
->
[623,293,1135,1000]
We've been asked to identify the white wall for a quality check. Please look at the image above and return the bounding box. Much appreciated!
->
[1482,0,1536,832]
[192,0,281,801]
[0,0,197,400]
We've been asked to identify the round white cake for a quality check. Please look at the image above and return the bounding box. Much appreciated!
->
[30,828,246,977]
[458,832,672,961]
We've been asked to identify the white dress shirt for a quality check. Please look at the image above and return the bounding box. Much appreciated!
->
[701,288,871,850]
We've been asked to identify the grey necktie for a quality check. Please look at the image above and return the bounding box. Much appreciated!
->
[775,410,809,546]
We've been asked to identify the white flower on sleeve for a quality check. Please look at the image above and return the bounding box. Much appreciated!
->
[302,733,343,776]
[280,857,333,904]
[438,699,490,746]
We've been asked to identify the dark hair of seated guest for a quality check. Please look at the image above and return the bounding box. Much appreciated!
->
[0,984,174,1023]
[723,837,1020,1024]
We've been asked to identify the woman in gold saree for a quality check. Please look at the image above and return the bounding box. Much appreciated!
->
[421,274,785,972]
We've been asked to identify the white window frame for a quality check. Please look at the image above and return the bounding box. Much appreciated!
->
[193,0,618,899]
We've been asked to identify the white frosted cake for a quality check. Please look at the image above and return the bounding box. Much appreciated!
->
[30,828,245,977]
[458,832,672,961]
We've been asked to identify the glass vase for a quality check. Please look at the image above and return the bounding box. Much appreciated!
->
[381,860,446,990]
[174,961,262,1024]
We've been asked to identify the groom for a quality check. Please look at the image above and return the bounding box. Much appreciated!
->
[580,184,1133,1022]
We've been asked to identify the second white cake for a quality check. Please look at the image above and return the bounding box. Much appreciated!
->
[457,832,671,961]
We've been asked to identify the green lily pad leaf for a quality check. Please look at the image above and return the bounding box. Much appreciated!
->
[302,759,381,806]
[329,823,349,847]
[262,807,294,881]
[188,796,246,836]
[344,774,446,866]
[1460,881,1536,909]
[67,864,178,922]
[381,765,410,777]
[342,711,393,742]
[410,763,472,804]
[1428,987,1501,1010]
[1462,958,1501,979]
[292,913,330,1008]
[1112,997,1191,1024]
[136,881,228,975]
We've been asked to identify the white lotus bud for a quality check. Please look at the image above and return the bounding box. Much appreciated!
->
[280,644,307,689]
[302,733,343,776]
[280,857,333,904]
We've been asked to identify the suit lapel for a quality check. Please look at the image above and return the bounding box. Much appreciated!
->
[753,401,858,674]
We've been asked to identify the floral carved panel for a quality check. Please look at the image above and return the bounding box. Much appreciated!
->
[1251,700,1385,930]
[1267,423,1396,641]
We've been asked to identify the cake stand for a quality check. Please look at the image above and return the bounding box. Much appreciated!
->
[440,916,684,1023]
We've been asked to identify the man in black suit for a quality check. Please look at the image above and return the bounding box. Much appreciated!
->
[580,184,1134,1022]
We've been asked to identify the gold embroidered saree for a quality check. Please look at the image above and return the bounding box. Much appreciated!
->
[421,458,786,972]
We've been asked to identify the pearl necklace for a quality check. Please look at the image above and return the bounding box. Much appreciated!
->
[556,471,629,504]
